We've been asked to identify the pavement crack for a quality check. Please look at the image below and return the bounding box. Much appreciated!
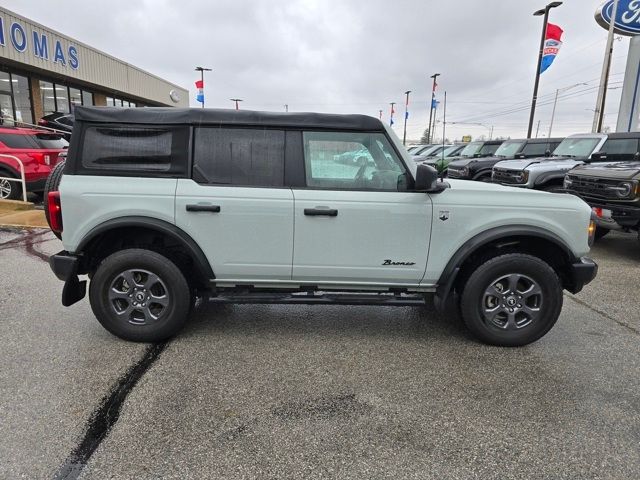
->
[567,294,640,336]
[53,342,168,480]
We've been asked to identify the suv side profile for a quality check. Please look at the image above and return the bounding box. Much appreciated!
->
[48,107,597,347]
[0,127,68,199]
[448,138,563,182]
[565,160,640,240]
[425,140,503,175]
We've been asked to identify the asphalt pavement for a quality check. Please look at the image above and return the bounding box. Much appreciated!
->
[0,228,638,479]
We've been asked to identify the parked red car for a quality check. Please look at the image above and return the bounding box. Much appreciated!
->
[0,127,68,200]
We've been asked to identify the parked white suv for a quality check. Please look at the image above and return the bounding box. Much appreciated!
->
[46,107,597,346]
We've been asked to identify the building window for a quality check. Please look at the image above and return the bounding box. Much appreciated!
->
[106,96,115,106]
[82,90,93,106]
[40,80,56,116]
[12,74,32,125]
[55,84,69,113]
[69,87,82,112]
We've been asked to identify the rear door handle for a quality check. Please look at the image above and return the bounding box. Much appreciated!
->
[304,208,338,217]
[186,204,221,213]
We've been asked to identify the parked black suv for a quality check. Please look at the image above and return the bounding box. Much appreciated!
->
[565,159,640,240]
[448,138,562,181]
[423,139,503,175]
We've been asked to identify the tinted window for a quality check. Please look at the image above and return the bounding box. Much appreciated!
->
[0,133,39,149]
[303,131,408,191]
[35,134,68,149]
[193,128,285,187]
[495,141,525,157]
[521,142,550,156]
[479,143,500,156]
[553,137,600,157]
[81,125,189,174]
[600,138,638,155]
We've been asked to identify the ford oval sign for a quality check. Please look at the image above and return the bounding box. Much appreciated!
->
[596,0,640,36]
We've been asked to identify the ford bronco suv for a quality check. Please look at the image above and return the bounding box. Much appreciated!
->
[489,133,640,192]
[565,160,640,240]
[448,138,563,182]
[422,140,503,175]
[47,107,597,346]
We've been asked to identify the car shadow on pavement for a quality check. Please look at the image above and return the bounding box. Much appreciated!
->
[180,296,474,345]
[591,232,640,262]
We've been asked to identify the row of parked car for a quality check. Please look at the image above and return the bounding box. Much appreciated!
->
[409,132,640,241]
[0,113,73,200]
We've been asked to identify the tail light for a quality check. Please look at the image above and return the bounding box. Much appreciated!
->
[29,152,51,165]
[48,191,63,234]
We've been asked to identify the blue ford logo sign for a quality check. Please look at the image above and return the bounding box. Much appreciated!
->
[596,0,640,36]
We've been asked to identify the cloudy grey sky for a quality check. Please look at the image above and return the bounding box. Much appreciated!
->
[3,0,629,141]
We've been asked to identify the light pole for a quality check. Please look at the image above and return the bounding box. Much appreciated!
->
[230,98,243,110]
[548,82,587,138]
[402,90,411,146]
[593,0,620,132]
[527,1,563,138]
[195,66,212,108]
[427,73,440,143]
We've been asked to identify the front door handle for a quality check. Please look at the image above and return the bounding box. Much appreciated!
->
[186,204,221,213]
[304,208,338,217]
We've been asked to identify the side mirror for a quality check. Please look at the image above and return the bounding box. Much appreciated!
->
[634,152,640,160]
[415,164,440,192]
[515,153,526,159]
[590,152,605,161]
[544,149,551,157]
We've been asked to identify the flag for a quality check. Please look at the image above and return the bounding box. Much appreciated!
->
[540,23,563,74]
[431,99,440,109]
[195,79,204,104]
[390,104,395,126]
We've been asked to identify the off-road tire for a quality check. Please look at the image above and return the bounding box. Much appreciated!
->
[44,160,65,238]
[89,249,192,342]
[460,253,563,347]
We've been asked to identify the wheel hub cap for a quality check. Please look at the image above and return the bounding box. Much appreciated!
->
[108,269,170,325]
[481,273,543,330]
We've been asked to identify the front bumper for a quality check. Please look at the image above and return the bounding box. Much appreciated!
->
[567,257,598,294]
[590,202,640,231]
[50,251,86,306]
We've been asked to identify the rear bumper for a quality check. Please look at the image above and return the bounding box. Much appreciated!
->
[50,251,86,306]
[567,257,598,294]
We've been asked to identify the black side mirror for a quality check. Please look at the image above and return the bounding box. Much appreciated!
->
[515,153,526,159]
[544,149,551,157]
[634,152,640,160]
[590,152,605,161]
[415,164,440,192]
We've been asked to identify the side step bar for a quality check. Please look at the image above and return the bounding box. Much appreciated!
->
[206,291,429,307]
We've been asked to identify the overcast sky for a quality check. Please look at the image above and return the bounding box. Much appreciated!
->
[3,0,629,141]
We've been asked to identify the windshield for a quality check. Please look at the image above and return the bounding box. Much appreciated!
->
[494,141,525,157]
[442,145,462,157]
[552,137,600,158]
[459,142,482,157]
[413,145,434,155]
[420,145,444,157]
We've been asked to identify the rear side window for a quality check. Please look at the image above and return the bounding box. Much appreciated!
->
[479,143,500,156]
[600,138,639,155]
[81,125,189,175]
[0,133,39,149]
[193,128,285,187]
[521,142,549,156]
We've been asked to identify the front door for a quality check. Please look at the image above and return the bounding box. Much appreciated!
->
[292,131,432,287]
[175,127,294,283]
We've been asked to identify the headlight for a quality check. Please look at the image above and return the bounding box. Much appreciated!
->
[609,181,634,198]
[514,171,529,183]
[563,176,573,189]
[461,166,469,176]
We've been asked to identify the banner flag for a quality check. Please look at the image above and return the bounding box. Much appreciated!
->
[540,23,564,74]
[195,79,204,104]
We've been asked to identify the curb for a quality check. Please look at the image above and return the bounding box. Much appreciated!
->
[0,199,35,212]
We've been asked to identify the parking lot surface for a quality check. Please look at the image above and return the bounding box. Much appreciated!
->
[0,228,638,479]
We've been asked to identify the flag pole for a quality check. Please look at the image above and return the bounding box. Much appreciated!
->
[427,73,440,143]
[593,0,620,132]
[402,91,411,145]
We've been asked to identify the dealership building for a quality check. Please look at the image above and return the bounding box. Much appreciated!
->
[0,6,188,127]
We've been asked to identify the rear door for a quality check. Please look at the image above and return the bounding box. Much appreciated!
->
[291,130,432,287]
[175,127,294,283]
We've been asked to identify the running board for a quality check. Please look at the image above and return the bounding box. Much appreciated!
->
[206,291,428,307]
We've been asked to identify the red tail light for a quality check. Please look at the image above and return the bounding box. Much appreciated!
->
[29,152,51,165]
[48,191,63,234]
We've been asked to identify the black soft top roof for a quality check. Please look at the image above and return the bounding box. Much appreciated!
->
[73,106,385,131]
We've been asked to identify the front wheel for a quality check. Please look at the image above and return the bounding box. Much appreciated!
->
[89,249,192,342]
[0,173,22,200]
[460,254,563,347]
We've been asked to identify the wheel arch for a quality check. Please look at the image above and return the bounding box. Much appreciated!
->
[533,171,567,187]
[75,216,214,288]
[434,225,577,309]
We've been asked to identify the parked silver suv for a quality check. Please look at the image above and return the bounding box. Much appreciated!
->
[46,107,597,346]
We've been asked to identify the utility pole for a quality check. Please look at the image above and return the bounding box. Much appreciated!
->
[427,73,440,143]
[535,120,541,138]
[527,2,563,138]
[195,66,212,108]
[593,0,620,132]
[402,90,411,146]
[230,98,243,110]
[548,83,586,137]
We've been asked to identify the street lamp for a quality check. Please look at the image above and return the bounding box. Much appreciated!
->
[548,82,587,138]
[527,1,563,138]
[195,66,212,109]
[230,98,243,110]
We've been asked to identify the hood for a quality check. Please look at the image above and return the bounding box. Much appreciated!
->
[495,156,577,171]
[569,161,640,180]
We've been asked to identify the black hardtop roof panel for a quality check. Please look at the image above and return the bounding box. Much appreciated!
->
[73,106,385,131]
[526,137,564,143]
[605,132,640,139]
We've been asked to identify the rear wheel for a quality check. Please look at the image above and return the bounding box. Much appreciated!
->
[0,171,22,200]
[44,161,65,238]
[460,253,563,347]
[89,248,192,342]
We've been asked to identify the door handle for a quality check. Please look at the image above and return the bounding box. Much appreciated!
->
[186,204,221,213]
[304,208,338,217]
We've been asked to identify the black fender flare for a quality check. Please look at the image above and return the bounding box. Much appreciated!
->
[434,225,576,309]
[75,216,215,282]
[534,171,569,187]
[471,168,493,181]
